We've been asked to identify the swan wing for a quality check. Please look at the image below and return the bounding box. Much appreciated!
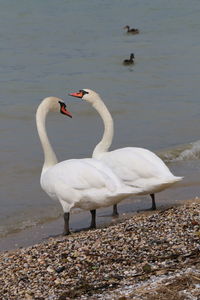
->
[99,147,182,190]
[41,158,143,211]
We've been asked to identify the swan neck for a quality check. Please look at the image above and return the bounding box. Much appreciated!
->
[92,95,114,158]
[36,99,58,173]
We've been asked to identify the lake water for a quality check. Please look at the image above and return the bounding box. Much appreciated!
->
[1,0,200,249]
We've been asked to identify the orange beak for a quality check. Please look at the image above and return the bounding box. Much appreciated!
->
[61,106,72,118]
[69,91,84,99]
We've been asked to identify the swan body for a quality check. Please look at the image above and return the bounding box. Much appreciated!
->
[69,89,183,215]
[94,147,181,194]
[36,97,143,234]
[41,158,138,211]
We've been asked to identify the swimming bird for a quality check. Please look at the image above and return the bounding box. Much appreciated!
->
[123,53,135,65]
[36,97,143,234]
[69,89,183,216]
[124,25,139,34]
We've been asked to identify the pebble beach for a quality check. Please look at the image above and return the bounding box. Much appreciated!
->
[0,199,200,300]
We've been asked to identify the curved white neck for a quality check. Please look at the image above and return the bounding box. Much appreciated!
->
[36,99,58,174]
[92,95,114,158]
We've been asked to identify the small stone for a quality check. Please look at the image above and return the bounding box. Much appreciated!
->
[56,266,65,273]
[54,279,61,285]
[142,263,152,273]
[47,266,54,273]
[118,297,127,300]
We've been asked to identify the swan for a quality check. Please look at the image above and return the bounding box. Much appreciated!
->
[123,53,135,65]
[36,97,144,234]
[124,25,140,34]
[69,89,183,216]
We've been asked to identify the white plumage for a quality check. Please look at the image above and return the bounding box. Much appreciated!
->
[69,89,183,215]
[36,97,144,234]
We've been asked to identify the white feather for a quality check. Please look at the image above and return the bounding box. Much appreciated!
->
[36,97,144,215]
[70,89,183,204]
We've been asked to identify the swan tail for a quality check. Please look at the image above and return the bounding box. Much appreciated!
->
[161,175,183,187]
[136,176,183,195]
[175,177,184,182]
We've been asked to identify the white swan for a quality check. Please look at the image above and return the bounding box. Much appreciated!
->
[69,89,183,215]
[36,97,144,234]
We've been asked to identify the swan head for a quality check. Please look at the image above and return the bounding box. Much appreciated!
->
[69,89,99,105]
[42,97,72,118]
[58,101,72,117]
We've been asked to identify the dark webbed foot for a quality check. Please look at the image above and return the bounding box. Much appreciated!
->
[63,229,71,236]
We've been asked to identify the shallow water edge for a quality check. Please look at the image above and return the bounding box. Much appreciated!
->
[1,178,199,253]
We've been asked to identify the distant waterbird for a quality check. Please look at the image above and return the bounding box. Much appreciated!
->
[124,25,140,34]
[123,53,135,65]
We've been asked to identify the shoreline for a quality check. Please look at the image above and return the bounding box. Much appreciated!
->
[1,179,196,253]
[0,198,200,299]
[0,198,157,253]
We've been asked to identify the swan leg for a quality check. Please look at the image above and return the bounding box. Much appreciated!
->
[90,210,96,229]
[150,194,156,210]
[63,212,70,235]
[112,204,119,217]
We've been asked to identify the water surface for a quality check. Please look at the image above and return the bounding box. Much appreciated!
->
[1,0,200,249]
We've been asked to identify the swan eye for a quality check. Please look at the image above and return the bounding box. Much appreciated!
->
[59,101,66,111]
[59,101,65,107]
[80,90,89,96]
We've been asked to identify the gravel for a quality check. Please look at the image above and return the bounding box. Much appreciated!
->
[0,199,200,300]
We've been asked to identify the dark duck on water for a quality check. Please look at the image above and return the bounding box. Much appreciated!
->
[124,25,139,34]
[123,53,135,65]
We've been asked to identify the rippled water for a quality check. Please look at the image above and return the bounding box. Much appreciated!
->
[1,0,200,242]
